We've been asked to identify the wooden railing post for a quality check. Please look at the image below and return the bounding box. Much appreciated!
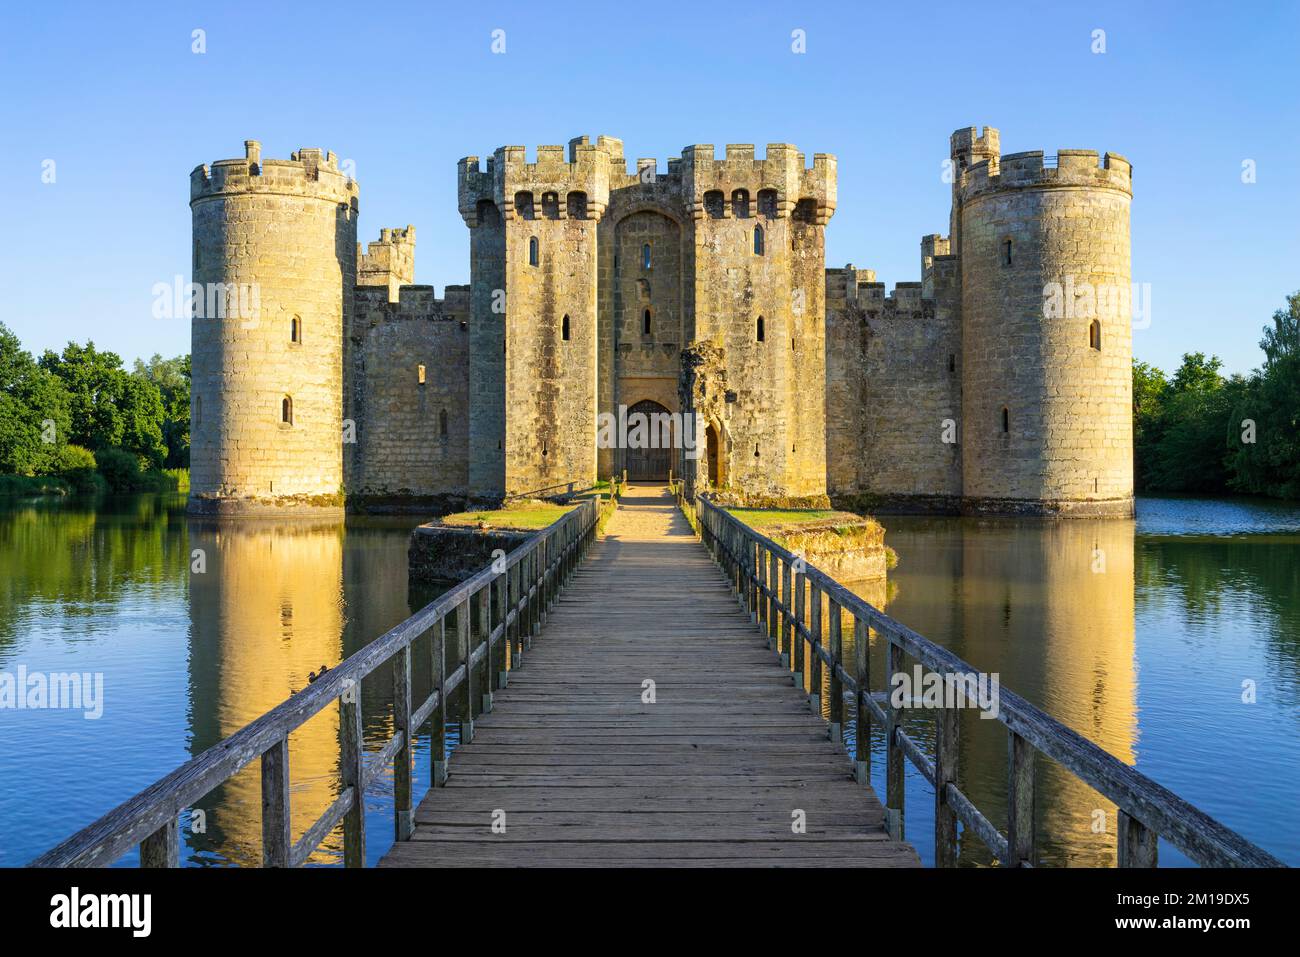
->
[1117,810,1158,867]
[767,550,779,651]
[853,616,869,786]
[884,640,905,841]
[431,619,447,786]
[509,559,522,669]
[792,570,806,692]
[827,598,843,744]
[140,816,180,868]
[458,600,474,743]
[1007,730,1034,866]
[495,564,509,689]
[260,737,291,866]
[478,585,493,714]
[808,584,823,717]
[339,680,365,867]
[934,697,959,867]
[779,557,792,672]
[392,644,413,842]
[746,539,757,622]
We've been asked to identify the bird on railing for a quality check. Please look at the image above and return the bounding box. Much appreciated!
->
[308,664,329,684]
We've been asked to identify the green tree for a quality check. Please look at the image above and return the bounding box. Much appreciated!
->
[134,353,190,468]
[1146,353,1234,493]
[0,323,72,476]
[1227,292,1300,498]
[41,341,167,468]
[1131,359,1168,491]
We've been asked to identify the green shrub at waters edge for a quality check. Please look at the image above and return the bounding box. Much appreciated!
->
[0,474,71,498]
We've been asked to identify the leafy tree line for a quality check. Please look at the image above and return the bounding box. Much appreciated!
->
[0,321,189,494]
[1135,291,1300,500]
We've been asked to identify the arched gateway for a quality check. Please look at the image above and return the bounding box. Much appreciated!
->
[624,399,673,481]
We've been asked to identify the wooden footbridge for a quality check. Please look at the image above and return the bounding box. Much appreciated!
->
[32,485,1282,869]
[382,486,915,867]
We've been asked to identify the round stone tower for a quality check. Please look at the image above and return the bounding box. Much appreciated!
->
[189,141,358,515]
[955,129,1134,516]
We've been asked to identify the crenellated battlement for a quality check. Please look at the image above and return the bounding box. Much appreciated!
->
[682,143,836,222]
[959,148,1132,202]
[190,140,358,207]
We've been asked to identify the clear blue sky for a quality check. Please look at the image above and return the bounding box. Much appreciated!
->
[2,0,1296,376]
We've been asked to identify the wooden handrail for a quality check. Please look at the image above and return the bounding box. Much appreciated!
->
[684,489,1284,869]
[29,497,603,868]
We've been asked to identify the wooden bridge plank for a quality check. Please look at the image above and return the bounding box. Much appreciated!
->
[381,485,919,869]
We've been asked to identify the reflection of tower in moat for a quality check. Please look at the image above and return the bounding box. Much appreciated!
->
[187,519,346,866]
[873,516,1137,866]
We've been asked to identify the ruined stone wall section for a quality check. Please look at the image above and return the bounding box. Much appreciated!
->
[357,226,416,302]
[190,140,357,512]
[959,149,1133,515]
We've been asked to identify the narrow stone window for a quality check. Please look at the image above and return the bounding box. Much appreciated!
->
[194,394,201,426]
[948,354,956,373]
[1002,239,1012,266]
[642,309,652,336]
[281,395,293,426]
[642,243,651,270]
[562,314,571,341]
[290,315,301,344]
[754,443,760,457]
[529,236,539,267]
[541,191,560,219]
[439,409,448,439]
[704,190,725,219]
[758,189,778,218]
[756,316,765,342]
[566,191,587,219]
[515,191,535,220]
[1001,406,1009,433]
[417,364,426,384]
[754,225,765,256]
[1089,319,1102,351]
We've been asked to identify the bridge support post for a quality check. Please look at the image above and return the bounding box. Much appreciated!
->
[792,571,806,693]
[458,600,474,744]
[1118,810,1158,867]
[260,738,291,866]
[339,686,366,867]
[479,586,494,714]
[808,585,822,717]
[767,551,779,652]
[827,598,843,746]
[496,566,509,690]
[393,644,414,842]
[884,641,905,841]
[780,559,792,674]
[431,619,448,787]
[934,698,959,866]
[853,616,870,786]
[140,816,180,869]
[1007,730,1034,866]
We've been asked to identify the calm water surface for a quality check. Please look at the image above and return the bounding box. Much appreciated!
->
[0,493,1296,866]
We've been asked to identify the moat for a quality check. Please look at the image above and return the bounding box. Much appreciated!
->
[1,492,1296,867]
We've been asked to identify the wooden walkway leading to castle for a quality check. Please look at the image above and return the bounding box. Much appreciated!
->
[381,487,917,868]
[33,486,1282,870]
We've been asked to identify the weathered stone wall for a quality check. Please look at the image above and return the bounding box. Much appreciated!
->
[357,226,415,301]
[825,265,961,507]
[958,143,1133,515]
[684,144,835,501]
[189,141,357,513]
[347,284,470,505]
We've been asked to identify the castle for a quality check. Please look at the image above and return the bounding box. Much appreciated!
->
[188,127,1134,517]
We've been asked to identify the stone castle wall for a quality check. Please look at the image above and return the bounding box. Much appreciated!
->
[347,283,470,504]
